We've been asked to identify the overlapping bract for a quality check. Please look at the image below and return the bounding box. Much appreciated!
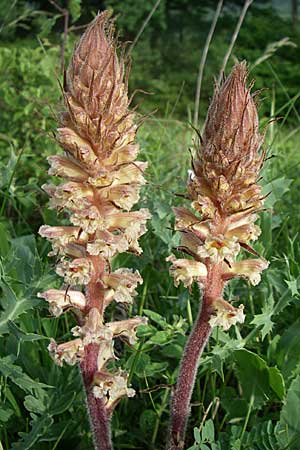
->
[38,12,150,409]
[168,63,268,328]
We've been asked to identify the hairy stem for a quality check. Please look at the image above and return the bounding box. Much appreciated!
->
[168,265,223,450]
[81,344,113,450]
[80,281,112,450]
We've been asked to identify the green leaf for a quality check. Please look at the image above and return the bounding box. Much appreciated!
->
[276,319,300,379]
[201,419,215,442]
[148,330,171,345]
[285,278,299,297]
[11,415,54,450]
[193,427,201,443]
[139,410,157,436]
[0,286,39,335]
[276,375,300,450]
[234,349,284,408]
[268,367,285,400]
[262,177,292,208]
[126,352,151,378]
[143,309,167,328]
[0,406,13,422]
[69,0,81,22]
[0,356,51,393]
[7,321,47,342]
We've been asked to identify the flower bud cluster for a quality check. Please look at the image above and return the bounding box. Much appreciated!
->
[38,12,150,410]
[168,63,268,330]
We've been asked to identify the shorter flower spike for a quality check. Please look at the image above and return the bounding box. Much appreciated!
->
[39,11,150,450]
[167,62,269,450]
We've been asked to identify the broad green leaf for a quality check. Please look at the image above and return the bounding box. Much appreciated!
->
[0,406,13,422]
[262,177,292,208]
[143,309,167,328]
[268,367,285,400]
[148,330,171,345]
[201,419,215,442]
[193,427,201,443]
[234,349,285,408]
[276,374,300,450]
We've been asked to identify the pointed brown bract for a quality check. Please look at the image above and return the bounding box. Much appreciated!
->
[39,12,150,449]
[167,63,269,450]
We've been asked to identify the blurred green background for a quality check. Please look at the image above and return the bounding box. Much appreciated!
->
[1,1,300,450]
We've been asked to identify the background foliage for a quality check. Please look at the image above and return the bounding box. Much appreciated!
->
[1,0,300,449]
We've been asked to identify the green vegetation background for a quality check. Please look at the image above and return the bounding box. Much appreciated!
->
[1,1,300,449]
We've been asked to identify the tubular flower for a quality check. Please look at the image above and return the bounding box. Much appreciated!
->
[167,63,269,450]
[38,12,150,449]
[168,62,268,330]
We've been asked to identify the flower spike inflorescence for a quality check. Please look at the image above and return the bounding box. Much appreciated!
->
[38,12,150,450]
[167,62,268,450]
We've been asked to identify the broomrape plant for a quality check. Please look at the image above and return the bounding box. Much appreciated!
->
[38,12,150,450]
[167,63,269,450]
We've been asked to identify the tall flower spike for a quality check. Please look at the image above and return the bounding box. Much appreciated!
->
[39,12,150,450]
[167,62,268,450]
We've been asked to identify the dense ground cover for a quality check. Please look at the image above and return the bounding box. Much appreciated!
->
[1,2,300,449]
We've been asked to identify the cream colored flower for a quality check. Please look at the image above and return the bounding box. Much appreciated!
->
[166,255,207,287]
[107,316,148,345]
[209,299,245,330]
[198,236,240,263]
[103,269,143,303]
[93,370,135,406]
[48,338,84,366]
[223,259,269,285]
[38,288,86,316]
[56,258,92,285]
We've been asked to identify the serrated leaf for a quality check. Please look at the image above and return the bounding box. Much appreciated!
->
[0,285,39,335]
[0,356,51,393]
[285,279,298,296]
[7,321,47,342]
[11,415,54,450]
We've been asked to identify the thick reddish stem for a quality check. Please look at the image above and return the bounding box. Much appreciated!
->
[168,264,223,450]
[81,344,113,450]
[80,281,113,450]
